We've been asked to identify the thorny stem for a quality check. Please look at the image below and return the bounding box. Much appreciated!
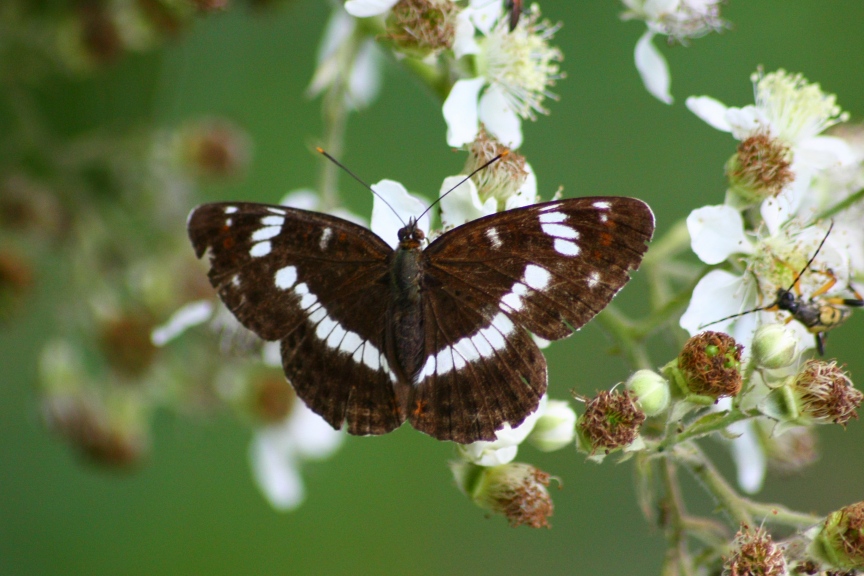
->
[660,460,694,576]
[657,408,754,451]
[673,443,754,527]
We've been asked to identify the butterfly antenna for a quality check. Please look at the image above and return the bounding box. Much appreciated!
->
[416,151,507,223]
[316,147,406,226]
[783,220,834,294]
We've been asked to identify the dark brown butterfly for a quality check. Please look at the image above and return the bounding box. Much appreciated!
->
[188,194,653,443]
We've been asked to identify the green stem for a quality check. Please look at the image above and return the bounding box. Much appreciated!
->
[813,188,864,221]
[673,443,753,527]
[658,408,754,451]
[594,304,652,370]
[744,502,822,529]
[643,220,692,268]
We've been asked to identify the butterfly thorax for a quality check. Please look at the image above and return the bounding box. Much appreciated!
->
[387,219,427,383]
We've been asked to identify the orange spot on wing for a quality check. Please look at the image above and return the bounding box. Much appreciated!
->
[412,399,427,418]
[222,236,235,249]
[600,232,613,246]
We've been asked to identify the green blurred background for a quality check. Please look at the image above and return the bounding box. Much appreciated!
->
[2,1,864,574]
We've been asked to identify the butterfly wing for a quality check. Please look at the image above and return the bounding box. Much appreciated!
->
[409,197,654,442]
[188,202,406,435]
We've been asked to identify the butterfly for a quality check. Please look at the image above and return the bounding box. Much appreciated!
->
[188,195,654,443]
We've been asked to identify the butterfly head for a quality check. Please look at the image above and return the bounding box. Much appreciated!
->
[397,218,425,249]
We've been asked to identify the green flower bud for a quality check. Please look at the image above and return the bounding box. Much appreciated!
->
[625,370,671,416]
[527,399,576,452]
[751,323,799,369]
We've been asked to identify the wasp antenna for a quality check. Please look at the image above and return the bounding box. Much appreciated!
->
[784,220,834,294]
[698,306,770,330]
[417,152,506,223]
[316,148,406,227]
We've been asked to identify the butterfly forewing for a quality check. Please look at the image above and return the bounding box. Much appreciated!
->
[424,197,654,340]
[188,202,406,434]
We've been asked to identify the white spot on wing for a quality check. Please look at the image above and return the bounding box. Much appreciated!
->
[340,331,363,354]
[315,314,337,340]
[599,213,608,223]
[275,266,297,289]
[251,226,280,242]
[593,201,611,210]
[231,274,241,287]
[436,347,454,374]
[541,223,579,239]
[486,227,503,249]
[554,238,580,256]
[320,227,333,250]
[540,203,563,212]
[500,282,528,312]
[261,215,284,226]
[326,324,347,348]
[539,211,567,223]
[250,241,272,257]
[587,271,601,288]
[523,264,551,290]
[225,218,232,227]
[225,206,238,214]
[267,207,286,215]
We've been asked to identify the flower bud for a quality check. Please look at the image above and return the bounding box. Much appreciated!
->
[576,389,645,456]
[670,331,743,400]
[724,524,787,576]
[527,400,576,452]
[751,323,798,369]
[808,502,864,571]
[450,461,555,528]
[625,369,670,416]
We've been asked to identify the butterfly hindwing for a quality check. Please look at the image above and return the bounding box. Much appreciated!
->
[188,202,406,434]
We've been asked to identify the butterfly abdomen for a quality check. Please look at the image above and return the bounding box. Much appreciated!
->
[387,241,426,384]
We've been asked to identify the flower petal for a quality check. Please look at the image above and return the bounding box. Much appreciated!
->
[150,300,214,346]
[347,40,383,110]
[505,162,538,210]
[443,77,485,147]
[478,83,522,148]
[796,135,857,170]
[727,419,766,494]
[634,31,672,105]
[685,96,732,132]
[287,402,345,460]
[453,9,480,58]
[280,188,320,210]
[249,428,305,511]
[439,175,492,229]
[344,0,399,18]
[679,270,754,336]
[725,105,768,140]
[370,179,428,248]
[457,395,547,465]
[467,0,502,35]
[687,205,752,265]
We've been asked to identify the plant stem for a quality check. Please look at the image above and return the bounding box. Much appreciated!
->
[673,443,753,527]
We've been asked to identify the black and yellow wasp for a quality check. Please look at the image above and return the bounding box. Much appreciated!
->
[702,223,864,355]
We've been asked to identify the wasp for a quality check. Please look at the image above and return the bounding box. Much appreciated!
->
[701,223,864,355]
[505,0,523,31]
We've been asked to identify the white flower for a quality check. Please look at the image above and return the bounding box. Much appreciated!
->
[369,179,430,247]
[458,394,548,466]
[622,0,726,104]
[444,3,562,148]
[308,7,383,110]
[686,69,853,219]
[250,401,344,511]
[680,205,850,352]
[150,300,214,346]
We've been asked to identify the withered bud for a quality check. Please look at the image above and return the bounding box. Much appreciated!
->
[385,0,458,54]
[450,461,555,529]
[251,371,296,423]
[724,524,788,576]
[809,501,864,571]
[677,331,743,399]
[792,360,862,427]
[577,389,646,454]
[100,313,159,377]
[179,119,251,180]
[726,133,794,205]
[464,127,530,208]
[43,395,147,468]
[0,250,34,321]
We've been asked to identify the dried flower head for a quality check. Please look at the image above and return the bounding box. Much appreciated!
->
[792,360,862,426]
[577,389,646,454]
[385,0,458,53]
[451,461,555,528]
[464,127,529,208]
[724,524,787,576]
[678,331,743,399]
[252,371,296,423]
[809,502,864,571]
[100,313,159,377]
[726,133,794,204]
